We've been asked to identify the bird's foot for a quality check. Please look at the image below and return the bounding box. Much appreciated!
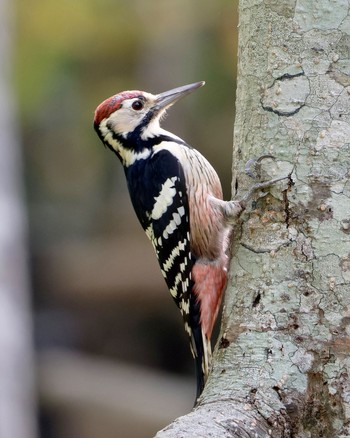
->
[245,154,276,180]
[240,174,291,206]
[223,156,292,222]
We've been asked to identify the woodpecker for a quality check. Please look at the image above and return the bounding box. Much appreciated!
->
[93,82,246,399]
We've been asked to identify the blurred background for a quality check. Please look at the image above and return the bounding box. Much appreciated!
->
[2,0,238,436]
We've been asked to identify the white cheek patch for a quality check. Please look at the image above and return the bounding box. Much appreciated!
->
[110,107,142,134]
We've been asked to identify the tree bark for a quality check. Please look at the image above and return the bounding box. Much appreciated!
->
[157,0,350,436]
[0,1,37,437]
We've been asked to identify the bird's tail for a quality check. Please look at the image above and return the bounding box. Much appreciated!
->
[193,328,212,400]
[189,295,212,400]
[189,261,227,400]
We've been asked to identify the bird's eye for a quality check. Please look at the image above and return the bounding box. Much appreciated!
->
[132,100,144,111]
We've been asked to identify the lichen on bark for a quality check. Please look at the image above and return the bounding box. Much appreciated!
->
[157,1,350,436]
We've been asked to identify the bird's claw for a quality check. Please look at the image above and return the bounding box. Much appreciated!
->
[224,172,290,223]
[223,159,292,222]
[245,155,276,180]
[241,174,291,205]
[243,154,292,202]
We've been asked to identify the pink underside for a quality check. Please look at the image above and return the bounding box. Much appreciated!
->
[192,262,227,339]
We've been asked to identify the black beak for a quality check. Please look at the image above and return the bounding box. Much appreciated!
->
[155,81,205,110]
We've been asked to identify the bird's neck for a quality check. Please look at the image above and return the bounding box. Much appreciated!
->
[103,115,188,167]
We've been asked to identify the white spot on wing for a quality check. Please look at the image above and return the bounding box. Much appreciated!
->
[162,240,187,272]
[177,206,185,217]
[182,278,189,291]
[162,211,185,239]
[180,260,187,272]
[184,322,192,337]
[145,225,159,255]
[181,299,190,315]
[173,213,181,225]
[151,177,178,220]
[169,272,182,298]
[145,226,154,241]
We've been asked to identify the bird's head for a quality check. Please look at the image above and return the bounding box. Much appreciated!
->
[94,81,205,163]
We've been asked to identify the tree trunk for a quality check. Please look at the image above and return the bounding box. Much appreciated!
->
[0,1,37,437]
[157,0,350,436]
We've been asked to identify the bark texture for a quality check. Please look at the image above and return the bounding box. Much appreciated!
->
[157,0,350,436]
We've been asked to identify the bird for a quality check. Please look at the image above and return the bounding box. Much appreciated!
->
[93,81,246,400]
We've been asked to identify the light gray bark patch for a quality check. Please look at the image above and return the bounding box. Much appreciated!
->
[261,73,310,116]
[294,0,349,31]
[265,0,297,18]
[328,66,350,88]
[156,400,274,438]
[336,34,350,59]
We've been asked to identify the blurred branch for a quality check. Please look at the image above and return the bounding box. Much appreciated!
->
[0,0,36,437]
[38,349,193,437]
[38,235,165,300]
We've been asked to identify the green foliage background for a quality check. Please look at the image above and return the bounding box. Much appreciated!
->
[14,1,238,435]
